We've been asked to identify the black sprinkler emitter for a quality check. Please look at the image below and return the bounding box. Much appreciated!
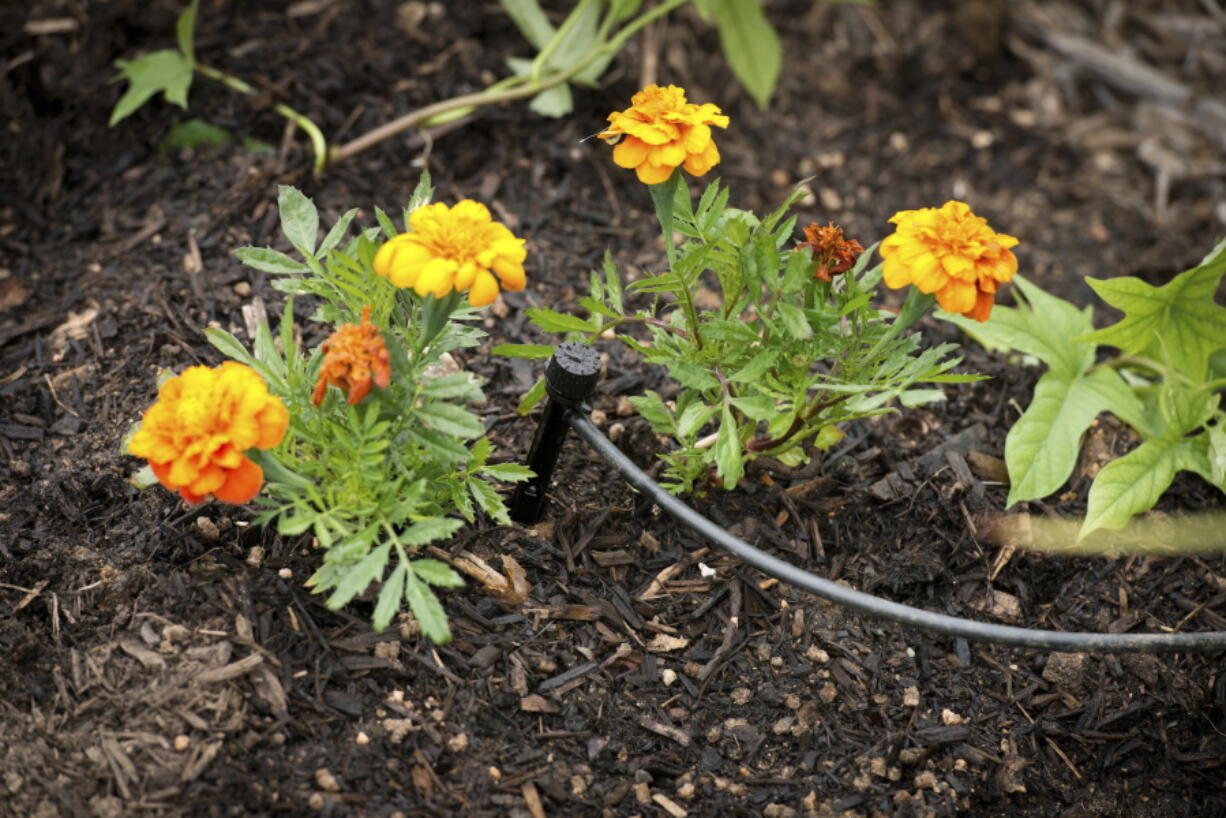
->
[510,341,601,524]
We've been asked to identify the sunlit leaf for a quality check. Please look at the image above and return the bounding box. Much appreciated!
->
[1076,239,1226,381]
[109,50,194,126]
[405,570,451,643]
[278,185,319,257]
[372,563,407,632]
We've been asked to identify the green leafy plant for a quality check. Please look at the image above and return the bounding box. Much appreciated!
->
[502,170,975,493]
[109,0,327,168]
[111,0,870,170]
[109,0,684,170]
[127,177,532,642]
[943,239,1226,540]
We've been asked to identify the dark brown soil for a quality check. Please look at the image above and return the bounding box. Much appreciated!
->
[3,1,1226,816]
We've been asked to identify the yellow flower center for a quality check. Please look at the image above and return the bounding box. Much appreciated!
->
[411,203,495,265]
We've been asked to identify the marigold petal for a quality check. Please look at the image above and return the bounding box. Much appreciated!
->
[212,457,264,504]
[311,378,328,406]
[386,241,432,289]
[408,201,447,233]
[881,257,912,289]
[415,257,457,298]
[346,376,373,405]
[211,442,244,470]
[636,162,675,185]
[613,137,650,170]
[940,253,975,280]
[909,253,948,293]
[255,398,289,448]
[177,487,207,505]
[452,200,491,221]
[622,120,675,145]
[682,140,720,176]
[454,261,479,290]
[468,269,499,307]
[373,239,398,278]
[492,257,526,291]
[651,142,686,168]
[187,463,228,499]
[936,281,978,315]
[967,289,996,322]
[373,357,392,389]
[492,237,527,263]
[682,123,711,154]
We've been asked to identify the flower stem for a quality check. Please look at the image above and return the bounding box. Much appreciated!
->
[649,172,703,349]
[418,290,463,353]
[194,62,329,173]
[746,393,852,455]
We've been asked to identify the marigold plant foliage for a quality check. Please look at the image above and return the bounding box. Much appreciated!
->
[128,178,532,642]
[312,306,392,406]
[129,362,288,505]
[374,200,527,307]
[880,200,1019,322]
[599,83,729,185]
[503,86,982,492]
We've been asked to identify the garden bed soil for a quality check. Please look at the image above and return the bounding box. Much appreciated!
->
[3,1,1226,816]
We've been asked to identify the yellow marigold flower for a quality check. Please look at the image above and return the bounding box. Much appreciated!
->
[373,200,527,308]
[599,84,729,185]
[129,362,289,505]
[797,222,865,283]
[880,200,1019,322]
[312,306,392,406]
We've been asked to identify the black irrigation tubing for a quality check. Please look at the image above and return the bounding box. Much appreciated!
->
[513,343,1226,654]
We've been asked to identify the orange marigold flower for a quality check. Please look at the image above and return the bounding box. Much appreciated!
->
[599,84,730,185]
[798,222,865,283]
[129,362,289,505]
[373,200,527,308]
[880,200,1019,322]
[312,306,392,406]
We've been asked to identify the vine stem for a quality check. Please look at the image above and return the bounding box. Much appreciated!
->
[329,0,687,168]
[195,63,329,173]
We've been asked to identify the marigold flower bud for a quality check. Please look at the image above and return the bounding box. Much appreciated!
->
[312,306,392,406]
[373,200,527,308]
[129,362,289,505]
[599,84,729,185]
[880,200,1019,322]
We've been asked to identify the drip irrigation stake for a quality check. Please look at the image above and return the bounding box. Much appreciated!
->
[510,342,602,524]
[566,411,1226,654]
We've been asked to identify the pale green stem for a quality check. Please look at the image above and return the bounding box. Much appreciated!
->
[648,172,703,349]
[194,62,329,173]
[328,0,687,167]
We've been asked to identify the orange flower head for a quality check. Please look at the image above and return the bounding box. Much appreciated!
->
[599,84,730,185]
[798,222,865,283]
[128,362,289,505]
[312,306,393,406]
[880,200,1019,322]
[373,200,527,308]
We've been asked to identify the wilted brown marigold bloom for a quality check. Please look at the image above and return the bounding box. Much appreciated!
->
[797,222,864,283]
[312,306,392,406]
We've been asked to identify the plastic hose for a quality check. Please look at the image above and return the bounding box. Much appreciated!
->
[568,412,1226,653]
